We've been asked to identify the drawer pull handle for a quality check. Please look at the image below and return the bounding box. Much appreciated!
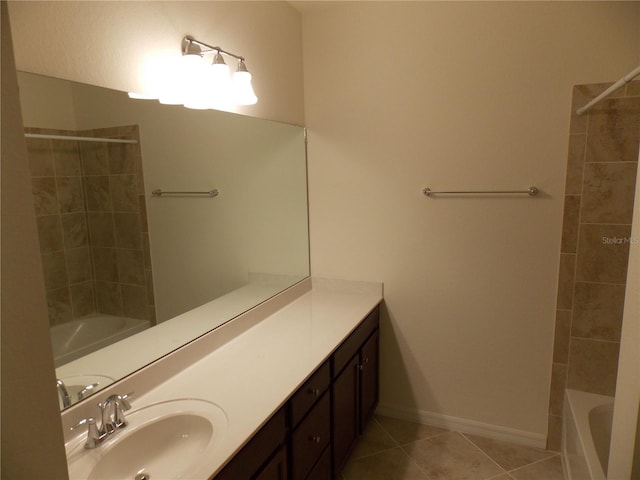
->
[309,388,321,397]
[310,435,321,444]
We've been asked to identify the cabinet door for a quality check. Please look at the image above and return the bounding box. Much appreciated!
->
[332,354,360,477]
[359,331,379,431]
[305,446,331,480]
[255,447,287,480]
[213,409,286,480]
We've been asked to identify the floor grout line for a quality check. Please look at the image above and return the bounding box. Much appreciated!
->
[459,432,510,478]
[348,444,401,462]
[371,416,402,448]
[343,419,564,480]
[398,444,435,480]
[505,451,561,475]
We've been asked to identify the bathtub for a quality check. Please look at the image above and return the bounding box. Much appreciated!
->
[50,314,150,367]
[562,389,615,480]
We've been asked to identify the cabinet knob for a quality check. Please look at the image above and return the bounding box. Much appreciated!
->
[363,357,369,364]
[309,435,321,444]
[359,364,364,371]
[308,388,321,397]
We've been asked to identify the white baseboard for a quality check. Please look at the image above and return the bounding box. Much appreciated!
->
[375,403,547,450]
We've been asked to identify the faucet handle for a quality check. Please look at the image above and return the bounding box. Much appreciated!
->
[77,382,100,401]
[113,393,134,427]
[70,417,94,430]
[71,417,102,449]
[120,392,134,411]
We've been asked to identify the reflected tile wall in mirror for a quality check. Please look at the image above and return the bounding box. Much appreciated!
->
[26,125,156,332]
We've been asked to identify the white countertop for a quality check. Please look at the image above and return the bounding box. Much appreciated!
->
[63,277,382,479]
[57,273,307,383]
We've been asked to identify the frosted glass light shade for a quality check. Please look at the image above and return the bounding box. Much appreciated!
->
[160,53,207,106]
[128,92,157,100]
[182,54,210,109]
[129,41,258,108]
[232,70,257,105]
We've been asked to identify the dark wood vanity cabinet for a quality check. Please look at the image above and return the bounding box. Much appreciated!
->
[358,330,380,429]
[289,361,331,480]
[256,447,288,480]
[213,409,287,480]
[212,306,380,480]
[331,309,380,478]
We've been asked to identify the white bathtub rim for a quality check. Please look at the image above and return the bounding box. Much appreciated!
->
[51,314,150,367]
[563,389,614,480]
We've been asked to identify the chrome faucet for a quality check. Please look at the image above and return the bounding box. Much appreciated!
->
[100,393,132,433]
[56,379,71,408]
[71,393,133,449]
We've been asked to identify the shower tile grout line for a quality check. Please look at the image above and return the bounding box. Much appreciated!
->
[570,336,623,344]
[571,280,627,287]
[552,104,590,451]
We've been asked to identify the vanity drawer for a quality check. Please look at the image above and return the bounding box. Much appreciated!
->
[290,360,330,427]
[290,391,330,480]
[213,408,286,480]
[332,306,379,377]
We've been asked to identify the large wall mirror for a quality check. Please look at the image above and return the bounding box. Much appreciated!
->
[17,71,310,410]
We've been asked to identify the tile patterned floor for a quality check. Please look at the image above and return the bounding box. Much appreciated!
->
[339,416,565,480]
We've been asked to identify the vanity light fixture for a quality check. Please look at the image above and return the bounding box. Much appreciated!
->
[129,35,257,108]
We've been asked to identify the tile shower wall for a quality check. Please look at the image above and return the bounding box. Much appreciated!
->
[547,82,639,450]
[26,125,156,326]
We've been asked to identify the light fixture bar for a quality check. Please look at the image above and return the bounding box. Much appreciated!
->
[183,35,244,61]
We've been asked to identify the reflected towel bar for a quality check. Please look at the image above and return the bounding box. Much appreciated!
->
[151,189,219,197]
[422,187,538,197]
[24,133,138,144]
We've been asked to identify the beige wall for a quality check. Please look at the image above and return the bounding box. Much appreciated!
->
[301,1,640,440]
[18,71,77,130]
[1,3,68,478]
[8,1,305,125]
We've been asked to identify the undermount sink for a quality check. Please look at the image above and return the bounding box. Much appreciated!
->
[66,398,228,480]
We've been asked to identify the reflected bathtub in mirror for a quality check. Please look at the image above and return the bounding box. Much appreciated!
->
[50,314,151,367]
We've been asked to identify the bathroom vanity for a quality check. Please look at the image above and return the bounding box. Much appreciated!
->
[215,302,379,480]
[62,278,383,480]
